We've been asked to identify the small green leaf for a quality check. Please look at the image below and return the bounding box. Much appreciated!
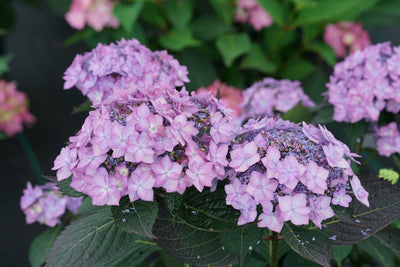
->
[283,251,322,267]
[291,0,318,10]
[216,33,251,67]
[240,44,277,74]
[112,196,158,238]
[306,42,336,67]
[164,0,194,30]
[374,226,400,257]
[141,2,167,28]
[332,245,352,267]
[0,132,7,140]
[258,0,285,26]
[357,235,395,267]
[191,16,232,41]
[379,168,399,185]
[220,226,264,264]
[280,59,315,80]
[159,28,200,51]
[293,0,380,26]
[0,53,12,76]
[113,2,144,33]
[29,225,62,267]
[72,100,94,114]
[57,176,85,197]
[281,223,334,267]
[208,0,236,26]
[281,104,312,123]
[47,206,159,266]
[152,203,238,266]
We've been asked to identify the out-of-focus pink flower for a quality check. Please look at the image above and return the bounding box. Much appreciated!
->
[235,0,273,31]
[324,21,371,58]
[197,80,244,116]
[375,122,400,157]
[0,80,35,137]
[65,0,120,31]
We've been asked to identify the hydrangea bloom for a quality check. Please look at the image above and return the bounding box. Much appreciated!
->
[0,80,35,136]
[324,21,371,58]
[235,0,273,31]
[20,182,83,227]
[327,42,400,123]
[53,81,237,205]
[375,122,400,157]
[241,77,315,120]
[63,38,189,106]
[197,80,244,116]
[224,118,368,232]
[65,0,119,31]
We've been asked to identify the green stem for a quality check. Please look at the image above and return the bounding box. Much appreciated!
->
[16,133,45,184]
[392,154,400,171]
[269,231,278,267]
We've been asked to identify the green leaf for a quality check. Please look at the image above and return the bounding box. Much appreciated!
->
[306,42,336,67]
[72,100,94,114]
[47,206,159,266]
[280,59,315,80]
[302,68,328,103]
[332,245,352,267]
[165,184,241,232]
[215,33,251,67]
[0,53,12,76]
[291,0,318,10]
[357,235,395,267]
[281,223,334,267]
[257,236,291,262]
[113,2,144,33]
[57,176,85,197]
[281,103,312,123]
[208,0,236,26]
[258,0,285,26]
[179,49,218,91]
[0,132,7,140]
[191,16,232,41]
[159,27,200,51]
[374,227,400,257]
[140,2,167,28]
[318,175,400,245]
[311,106,334,124]
[164,0,194,30]
[112,196,158,238]
[76,197,95,214]
[283,251,322,267]
[220,226,264,263]
[293,0,380,26]
[379,168,399,185]
[344,121,368,152]
[29,225,62,267]
[240,44,277,74]
[152,203,238,266]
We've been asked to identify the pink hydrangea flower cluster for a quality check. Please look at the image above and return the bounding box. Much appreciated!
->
[324,21,371,58]
[235,0,273,31]
[20,182,83,227]
[0,80,35,137]
[53,82,238,205]
[65,0,120,31]
[327,42,400,123]
[196,79,244,116]
[375,122,400,157]
[63,38,189,106]
[224,118,369,232]
[241,77,315,120]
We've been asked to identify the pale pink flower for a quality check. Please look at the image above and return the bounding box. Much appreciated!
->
[261,146,281,178]
[278,194,310,225]
[128,166,156,202]
[323,143,350,169]
[332,188,352,207]
[186,158,216,192]
[275,155,305,190]
[88,167,120,205]
[258,201,284,232]
[170,114,198,145]
[350,175,369,207]
[225,178,248,207]
[309,196,335,228]
[210,112,236,144]
[52,147,78,180]
[229,141,260,172]
[151,156,182,188]
[300,161,329,194]
[246,171,278,203]
[125,131,155,163]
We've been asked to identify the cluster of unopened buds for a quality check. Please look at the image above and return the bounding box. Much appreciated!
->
[0,79,35,136]
[28,37,371,232]
[20,182,83,227]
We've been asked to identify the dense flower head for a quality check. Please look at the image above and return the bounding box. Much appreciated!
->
[65,0,119,31]
[53,84,238,205]
[241,77,315,120]
[375,122,400,157]
[0,80,35,136]
[197,79,244,116]
[235,0,273,31]
[224,118,368,232]
[324,21,371,58]
[63,38,189,106]
[327,42,400,123]
[20,182,83,227]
